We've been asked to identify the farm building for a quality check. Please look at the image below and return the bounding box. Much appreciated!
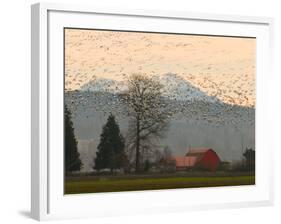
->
[173,148,221,171]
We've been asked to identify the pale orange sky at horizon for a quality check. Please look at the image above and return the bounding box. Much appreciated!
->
[65,28,256,107]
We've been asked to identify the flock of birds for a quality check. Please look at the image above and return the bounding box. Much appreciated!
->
[64,29,255,130]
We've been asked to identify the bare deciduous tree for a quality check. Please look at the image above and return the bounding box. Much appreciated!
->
[123,74,171,172]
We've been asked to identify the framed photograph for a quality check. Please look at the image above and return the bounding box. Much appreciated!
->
[31,2,274,221]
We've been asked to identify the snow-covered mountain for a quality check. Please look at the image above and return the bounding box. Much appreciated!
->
[156,73,222,103]
[79,73,223,103]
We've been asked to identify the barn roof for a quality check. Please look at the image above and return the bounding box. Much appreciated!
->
[185,148,212,157]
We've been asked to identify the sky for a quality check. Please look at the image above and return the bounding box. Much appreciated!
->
[65,28,256,107]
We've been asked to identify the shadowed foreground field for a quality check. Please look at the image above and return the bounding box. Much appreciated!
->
[65,174,255,194]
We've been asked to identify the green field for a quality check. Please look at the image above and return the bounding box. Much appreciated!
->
[65,174,255,194]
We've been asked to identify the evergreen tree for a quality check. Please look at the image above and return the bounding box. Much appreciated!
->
[94,114,126,172]
[243,148,255,171]
[65,105,82,173]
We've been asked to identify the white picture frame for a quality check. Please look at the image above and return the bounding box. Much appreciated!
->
[31,2,274,221]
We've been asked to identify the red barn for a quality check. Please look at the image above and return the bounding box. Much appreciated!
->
[173,148,221,171]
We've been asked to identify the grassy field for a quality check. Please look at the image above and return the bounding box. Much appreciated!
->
[65,173,255,194]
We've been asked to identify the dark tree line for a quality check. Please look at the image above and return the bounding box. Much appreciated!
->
[94,114,127,173]
[65,105,82,173]
[243,148,255,171]
[231,148,255,172]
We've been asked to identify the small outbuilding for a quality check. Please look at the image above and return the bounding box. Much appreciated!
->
[173,148,221,171]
